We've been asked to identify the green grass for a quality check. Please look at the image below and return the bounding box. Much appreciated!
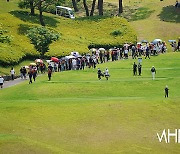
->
[159,5,180,23]
[120,0,180,44]
[0,53,180,153]
[0,0,136,65]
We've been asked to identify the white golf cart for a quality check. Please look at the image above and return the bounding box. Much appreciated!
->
[56,6,75,19]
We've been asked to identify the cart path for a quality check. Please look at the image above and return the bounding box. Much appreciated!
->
[3,77,28,89]
[2,74,44,89]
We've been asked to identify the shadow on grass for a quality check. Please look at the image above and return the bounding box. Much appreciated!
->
[122,6,155,21]
[76,15,112,22]
[158,5,180,23]
[17,24,32,35]
[75,2,118,21]
[10,10,59,27]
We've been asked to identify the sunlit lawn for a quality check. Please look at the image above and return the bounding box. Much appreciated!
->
[0,53,180,153]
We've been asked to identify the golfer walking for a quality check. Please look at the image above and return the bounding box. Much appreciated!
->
[104,68,110,80]
[151,66,156,80]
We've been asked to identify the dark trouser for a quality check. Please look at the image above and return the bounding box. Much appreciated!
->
[93,63,96,69]
[11,74,14,80]
[165,92,168,98]
[29,75,32,84]
[23,73,26,79]
[0,83,3,88]
[133,70,137,76]
[138,69,141,76]
[82,64,85,70]
[145,54,150,59]
[100,57,103,63]
[48,74,51,81]
[105,75,109,80]
[33,75,36,81]
[153,50,156,55]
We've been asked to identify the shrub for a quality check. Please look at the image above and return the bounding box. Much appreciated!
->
[0,24,12,43]
[27,26,60,58]
[111,30,123,36]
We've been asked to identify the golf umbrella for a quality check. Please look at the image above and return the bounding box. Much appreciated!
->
[152,39,162,44]
[90,48,96,52]
[168,40,176,43]
[98,48,105,51]
[141,40,148,43]
[51,57,59,63]
[24,66,29,69]
[30,63,36,66]
[35,59,43,63]
[65,55,75,59]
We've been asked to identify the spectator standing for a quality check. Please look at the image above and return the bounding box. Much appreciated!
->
[32,68,37,82]
[22,67,27,79]
[124,48,129,59]
[10,67,15,80]
[0,76,4,88]
[20,67,23,79]
[132,46,137,59]
[138,63,142,76]
[177,39,180,51]
[165,85,169,98]
[151,66,156,80]
[133,62,137,76]
[28,70,33,84]
[145,46,150,59]
[48,68,52,81]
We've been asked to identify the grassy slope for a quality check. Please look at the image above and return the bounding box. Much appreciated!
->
[0,53,180,153]
[105,0,180,48]
[0,0,136,66]
[123,0,180,44]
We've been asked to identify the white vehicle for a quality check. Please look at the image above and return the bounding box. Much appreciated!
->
[56,6,75,19]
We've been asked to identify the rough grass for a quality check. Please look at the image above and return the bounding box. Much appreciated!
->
[0,53,180,153]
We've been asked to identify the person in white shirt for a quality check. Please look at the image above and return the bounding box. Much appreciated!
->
[10,67,15,80]
[104,68,110,80]
[0,76,4,88]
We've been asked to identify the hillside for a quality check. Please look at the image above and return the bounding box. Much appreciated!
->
[110,0,180,43]
[0,0,136,66]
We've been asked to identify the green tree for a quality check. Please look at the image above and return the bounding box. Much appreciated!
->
[27,26,59,57]
[18,0,37,15]
[98,0,103,15]
[18,0,65,26]
[119,0,123,14]
[72,0,79,12]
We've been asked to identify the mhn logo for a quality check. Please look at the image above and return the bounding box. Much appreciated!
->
[157,129,180,143]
